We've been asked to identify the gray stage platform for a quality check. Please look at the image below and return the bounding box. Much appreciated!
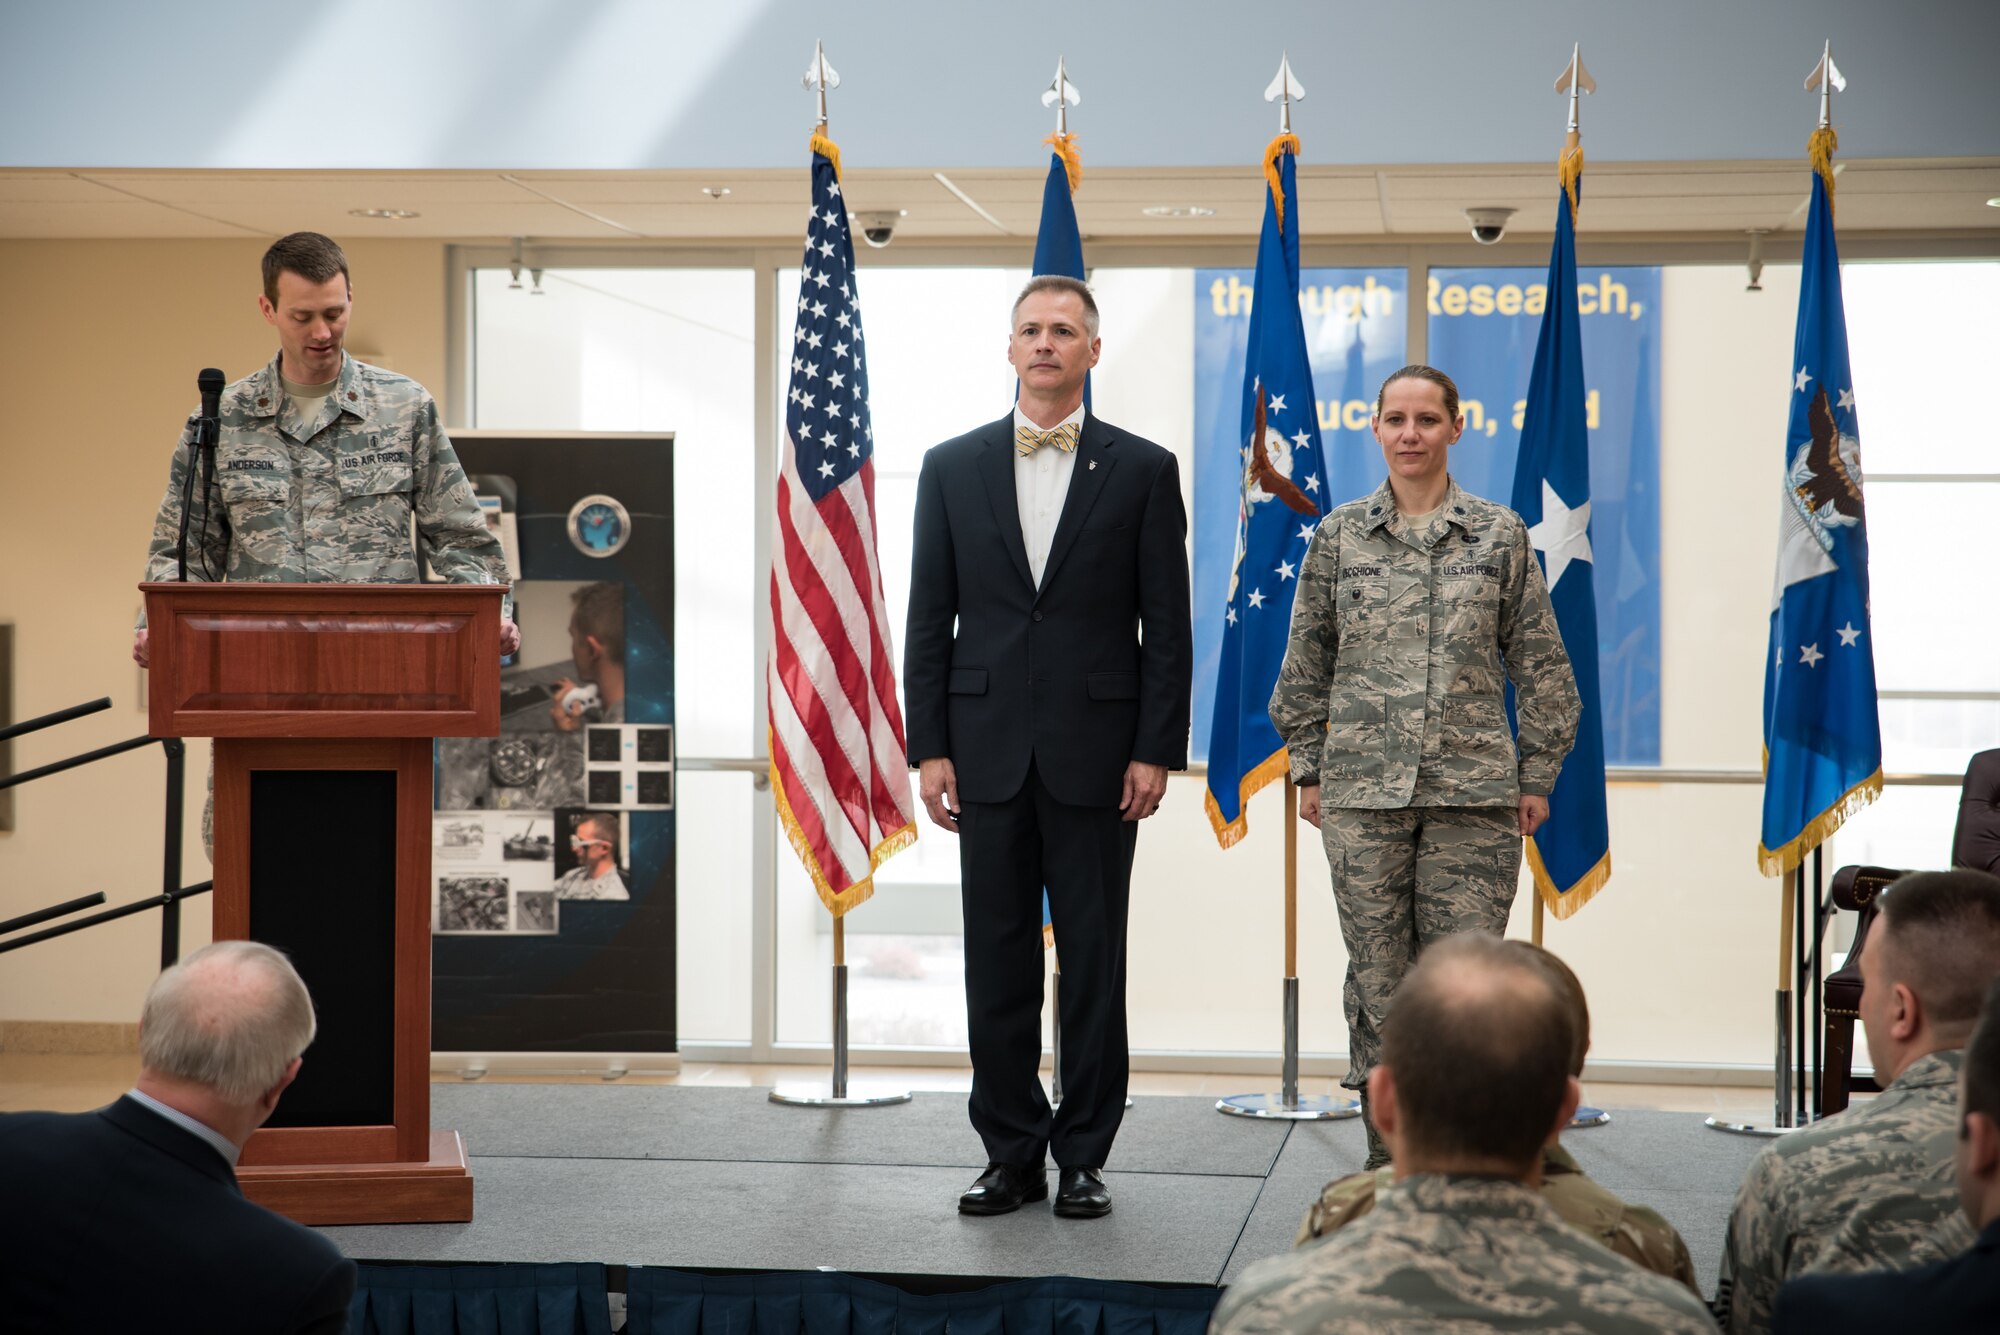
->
[319,1086,1762,1293]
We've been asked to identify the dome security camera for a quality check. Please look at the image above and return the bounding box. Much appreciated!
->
[1464,207,1517,246]
[861,211,906,248]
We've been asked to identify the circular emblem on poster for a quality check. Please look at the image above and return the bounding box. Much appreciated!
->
[567,494,631,558]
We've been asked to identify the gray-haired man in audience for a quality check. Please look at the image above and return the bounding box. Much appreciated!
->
[0,940,355,1334]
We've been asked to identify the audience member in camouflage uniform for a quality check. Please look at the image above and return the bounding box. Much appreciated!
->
[131,233,512,848]
[1213,934,1717,1335]
[1774,964,2000,1333]
[1717,870,2000,1333]
[1269,365,1580,1165]
[1297,942,1700,1293]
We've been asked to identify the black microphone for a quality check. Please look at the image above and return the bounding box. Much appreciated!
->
[197,368,224,434]
[176,368,228,581]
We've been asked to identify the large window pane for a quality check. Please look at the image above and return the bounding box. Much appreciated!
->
[773,266,1025,1047]
[473,268,756,757]
[471,267,756,1047]
[1866,480,1999,694]
[1844,262,2000,475]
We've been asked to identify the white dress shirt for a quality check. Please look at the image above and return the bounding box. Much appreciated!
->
[1013,402,1086,589]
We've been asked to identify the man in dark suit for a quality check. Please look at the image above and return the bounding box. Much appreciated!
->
[905,274,1192,1219]
[0,941,355,1333]
[1774,972,2000,1334]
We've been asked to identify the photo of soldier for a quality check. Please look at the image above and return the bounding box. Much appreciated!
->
[552,810,628,901]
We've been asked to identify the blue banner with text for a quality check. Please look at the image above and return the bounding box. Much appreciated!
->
[1191,267,1408,758]
[1427,266,1661,765]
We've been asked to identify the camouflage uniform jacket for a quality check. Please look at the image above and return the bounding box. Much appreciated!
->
[1216,1173,1719,1335]
[140,353,506,616]
[1269,478,1580,808]
[1718,1048,1979,1335]
[1296,1143,1701,1293]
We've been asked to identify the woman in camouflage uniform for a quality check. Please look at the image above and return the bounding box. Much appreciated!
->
[1269,365,1580,1167]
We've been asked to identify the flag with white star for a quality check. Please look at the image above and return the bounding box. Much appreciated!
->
[1203,134,1329,847]
[1512,164,1611,918]
[769,131,917,916]
[1759,146,1881,875]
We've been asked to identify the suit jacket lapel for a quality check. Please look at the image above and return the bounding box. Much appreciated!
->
[1037,412,1116,596]
[975,415,1037,593]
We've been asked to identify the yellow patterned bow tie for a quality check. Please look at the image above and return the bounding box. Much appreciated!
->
[1015,421,1081,457]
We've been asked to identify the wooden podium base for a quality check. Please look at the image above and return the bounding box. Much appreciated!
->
[239,1131,474,1226]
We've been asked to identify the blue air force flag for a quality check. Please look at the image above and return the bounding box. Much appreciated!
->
[1759,166,1882,874]
[1031,137,1089,408]
[1203,137,1328,846]
[1512,180,1611,916]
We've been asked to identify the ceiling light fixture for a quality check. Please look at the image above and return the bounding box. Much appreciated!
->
[349,207,419,220]
[1142,205,1215,218]
[702,186,732,200]
[1988,197,2000,208]
[508,237,525,290]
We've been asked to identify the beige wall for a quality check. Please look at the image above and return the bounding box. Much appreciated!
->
[0,238,449,1025]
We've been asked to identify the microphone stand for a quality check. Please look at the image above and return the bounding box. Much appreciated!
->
[173,402,222,582]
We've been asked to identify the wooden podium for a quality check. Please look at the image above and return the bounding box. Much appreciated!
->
[142,581,503,1225]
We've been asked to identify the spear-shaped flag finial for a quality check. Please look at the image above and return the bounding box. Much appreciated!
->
[1805,39,1846,130]
[1555,42,1595,134]
[803,39,841,129]
[1264,51,1306,135]
[1043,56,1081,137]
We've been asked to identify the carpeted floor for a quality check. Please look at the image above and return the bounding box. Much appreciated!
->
[319,1087,1764,1294]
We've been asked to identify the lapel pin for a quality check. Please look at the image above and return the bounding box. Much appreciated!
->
[1089,460,1097,470]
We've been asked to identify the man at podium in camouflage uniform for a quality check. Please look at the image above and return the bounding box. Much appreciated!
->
[132,232,513,844]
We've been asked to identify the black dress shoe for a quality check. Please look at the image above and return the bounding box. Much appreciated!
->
[1054,1166,1112,1218]
[958,1161,1048,1215]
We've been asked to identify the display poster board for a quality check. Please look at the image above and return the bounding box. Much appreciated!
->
[431,431,675,1053]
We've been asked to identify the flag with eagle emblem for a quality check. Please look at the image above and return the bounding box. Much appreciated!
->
[1759,149,1881,875]
[1203,133,1329,847]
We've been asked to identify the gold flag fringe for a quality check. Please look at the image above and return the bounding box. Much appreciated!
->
[1808,125,1838,211]
[1526,838,1610,921]
[769,729,918,918]
[1263,132,1301,236]
[1558,132,1584,224]
[809,129,844,183]
[1044,132,1083,193]
[1758,765,1881,878]
[1203,748,1291,849]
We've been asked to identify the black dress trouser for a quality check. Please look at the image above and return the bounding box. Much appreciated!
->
[956,759,1137,1170]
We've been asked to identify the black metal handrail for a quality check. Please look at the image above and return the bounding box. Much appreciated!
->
[0,697,200,967]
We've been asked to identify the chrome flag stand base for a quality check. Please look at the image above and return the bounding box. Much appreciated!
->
[1570,1106,1611,1129]
[1218,977,1359,1121]
[770,963,911,1108]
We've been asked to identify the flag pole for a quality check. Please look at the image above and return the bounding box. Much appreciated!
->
[1215,55,1356,1124]
[765,41,910,1112]
[1709,40,1854,1139]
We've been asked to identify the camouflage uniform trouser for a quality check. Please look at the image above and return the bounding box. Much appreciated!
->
[1322,804,1522,1093]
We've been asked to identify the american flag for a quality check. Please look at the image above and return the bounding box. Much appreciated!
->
[768,137,917,915]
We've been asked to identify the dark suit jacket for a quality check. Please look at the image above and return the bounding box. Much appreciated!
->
[0,1097,356,1334]
[904,411,1192,807]
[1773,1218,2000,1335]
